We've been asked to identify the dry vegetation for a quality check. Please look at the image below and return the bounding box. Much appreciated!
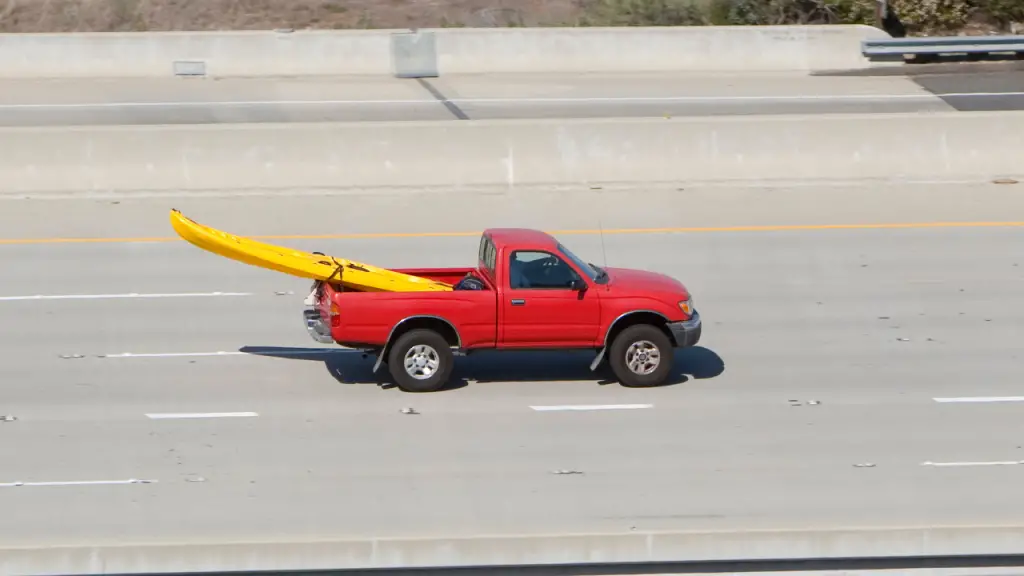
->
[0,0,1019,35]
[0,0,581,31]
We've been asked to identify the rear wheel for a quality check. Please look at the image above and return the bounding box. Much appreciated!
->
[608,324,673,387]
[387,329,454,393]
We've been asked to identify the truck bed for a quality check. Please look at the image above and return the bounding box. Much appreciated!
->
[309,266,498,349]
[320,267,491,293]
[391,267,486,288]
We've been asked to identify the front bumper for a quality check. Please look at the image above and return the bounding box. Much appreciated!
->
[667,310,701,348]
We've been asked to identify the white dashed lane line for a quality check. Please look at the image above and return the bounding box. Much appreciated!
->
[529,404,655,412]
[145,412,259,420]
[933,396,1024,403]
[924,396,1024,469]
[0,478,157,488]
[101,351,248,358]
[922,460,1024,467]
[0,292,252,302]
[93,349,338,359]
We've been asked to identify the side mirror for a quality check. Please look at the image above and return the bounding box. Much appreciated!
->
[570,279,587,292]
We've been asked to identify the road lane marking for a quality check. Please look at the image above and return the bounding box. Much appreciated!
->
[3,220,1024,246]
[933,396,1024,403]
[100,351,247,358]
[530,404,654,411]
[146,412,258,419]
[922,460,1024,467]
[0,291,251,301]
[0,92,1019,109]
[0,478,157,487]
[97,349,338,358]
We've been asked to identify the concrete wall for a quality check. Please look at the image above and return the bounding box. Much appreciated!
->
[0,30,395,78]
[1,112,1020,196]
[432,25,890,73]
[7,525,1024,575]
[0,25,890,79]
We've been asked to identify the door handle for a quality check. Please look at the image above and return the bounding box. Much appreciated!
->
[510,299,525,306]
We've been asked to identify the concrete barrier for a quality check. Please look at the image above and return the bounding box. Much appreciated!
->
[2,112,1020,196]
[0,29,395,78]
[0,24,890,79]
[5,525,1024,575]
[432,25,891,73]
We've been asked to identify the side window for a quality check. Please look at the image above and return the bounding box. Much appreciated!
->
[478,235,497,282]
[508,250,581,290]
[485,240,496,280]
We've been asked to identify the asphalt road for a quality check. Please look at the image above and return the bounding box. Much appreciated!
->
[2,70,1023,126]
[1,181,1023,550]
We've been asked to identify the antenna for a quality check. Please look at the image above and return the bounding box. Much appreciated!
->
[597,218,609,270]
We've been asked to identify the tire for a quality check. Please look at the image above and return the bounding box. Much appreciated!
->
[608,324,673,387]
[386,329,455,393]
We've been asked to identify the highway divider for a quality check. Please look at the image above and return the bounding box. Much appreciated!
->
[5,524,1024,575]
[0,24,890,79]
[1,111,1021,196]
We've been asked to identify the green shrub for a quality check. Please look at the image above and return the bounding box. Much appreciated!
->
[577,0,1009,34]
[582,0,880,27]
[719,0,875,25]
[973,0,1024,28]
[580,0,711,26]
[888,0,972,34]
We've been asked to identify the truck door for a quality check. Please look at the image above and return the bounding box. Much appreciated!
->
[500,249,601,347]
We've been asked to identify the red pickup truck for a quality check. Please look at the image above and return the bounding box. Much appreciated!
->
[303,228,701,392]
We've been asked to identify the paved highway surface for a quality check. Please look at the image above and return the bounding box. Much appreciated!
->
[1,181,1023,548]
[2,70,1024,126]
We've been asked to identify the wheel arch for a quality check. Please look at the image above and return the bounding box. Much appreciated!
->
[603,310,675,348]
[374,315,462,372]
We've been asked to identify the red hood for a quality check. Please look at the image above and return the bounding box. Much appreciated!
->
[602,266,689,297]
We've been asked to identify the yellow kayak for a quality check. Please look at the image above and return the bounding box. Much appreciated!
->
[169,209,453,292]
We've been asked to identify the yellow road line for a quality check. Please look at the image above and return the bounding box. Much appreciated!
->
[1,221,1023,245]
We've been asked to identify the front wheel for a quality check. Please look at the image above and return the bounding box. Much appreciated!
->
[608,324,673,387]
[387,329,455,393]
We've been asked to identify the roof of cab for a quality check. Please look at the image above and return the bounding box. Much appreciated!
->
[483,228,558,250]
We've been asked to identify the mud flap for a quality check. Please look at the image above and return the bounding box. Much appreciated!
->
[590,346,606,371]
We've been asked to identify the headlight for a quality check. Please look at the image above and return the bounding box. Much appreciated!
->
[678,297,693,316]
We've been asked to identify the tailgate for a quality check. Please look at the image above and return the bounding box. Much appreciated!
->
[303,280,336,344]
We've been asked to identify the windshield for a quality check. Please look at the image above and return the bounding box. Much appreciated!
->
[557,242,607,284]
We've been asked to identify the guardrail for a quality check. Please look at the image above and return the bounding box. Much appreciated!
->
[863,34,1024,62]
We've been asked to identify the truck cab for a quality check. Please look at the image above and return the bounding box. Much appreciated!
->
[306,228,701,392]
